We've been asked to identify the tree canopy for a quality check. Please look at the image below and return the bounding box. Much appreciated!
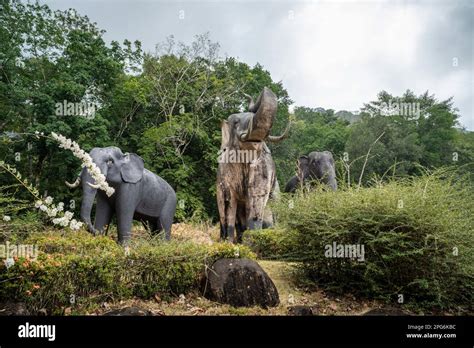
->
[1,0,471,221]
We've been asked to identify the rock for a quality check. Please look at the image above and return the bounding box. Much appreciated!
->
[288,305,314,316]
[203,258,279,308]
[103,306,153,316]
[0,302,30,316]
[362,307,409,316]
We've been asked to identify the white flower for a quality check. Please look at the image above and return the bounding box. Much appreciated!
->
[45,196,53,205]
[52,132,115,197]
[69,219,83,231]
[64,211,74,220]
[39,205,48,212]
[34,200,43,208]
[3,215,11,222]
[4,258,15,269]
[47,208,58,217]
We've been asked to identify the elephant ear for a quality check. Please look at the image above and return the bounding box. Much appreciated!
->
[121,153,144,183]
[220,120,231,149]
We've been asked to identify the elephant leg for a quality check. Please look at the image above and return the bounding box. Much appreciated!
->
[116,207,134,246]
[159,198,176,241]
[217,185,227,240]
[217,183,238,243]
[247,194,269,230]
[94,195,113,236]
[236,204,247,243]
[219,198,237,242]
[224,197,238,243]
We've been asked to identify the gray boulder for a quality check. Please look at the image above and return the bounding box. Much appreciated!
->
[203,258,279,308]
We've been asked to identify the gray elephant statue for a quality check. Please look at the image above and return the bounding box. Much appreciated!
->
[217,87,290,243]
[66,147,177,244]
[284,151,337,193]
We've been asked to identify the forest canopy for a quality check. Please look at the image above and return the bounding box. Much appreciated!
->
[1,0,472,222]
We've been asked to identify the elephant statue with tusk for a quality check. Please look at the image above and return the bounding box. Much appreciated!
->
[284,151,338,193]
[65,147,177,244]
[217,87,290,243]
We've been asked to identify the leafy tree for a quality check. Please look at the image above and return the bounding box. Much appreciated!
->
[0,0,140,204]
[345,90,459,185]
[272,107,349,186]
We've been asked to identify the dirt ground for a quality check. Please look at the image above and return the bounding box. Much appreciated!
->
[52,223,415,316]
[90,259,396,316]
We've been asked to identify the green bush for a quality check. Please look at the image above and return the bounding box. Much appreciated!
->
[270,169,474,311]
[244,228,299,260]
[0,231,255,314]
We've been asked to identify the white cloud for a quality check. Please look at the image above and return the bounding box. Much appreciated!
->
[44,0,474,129]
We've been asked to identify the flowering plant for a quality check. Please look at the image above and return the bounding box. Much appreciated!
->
[51,132,115,197]
[0,161,82,230]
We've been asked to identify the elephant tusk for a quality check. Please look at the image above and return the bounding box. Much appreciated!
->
[266,120,291,143]
[65,177,81,188]
[87,182,101,189]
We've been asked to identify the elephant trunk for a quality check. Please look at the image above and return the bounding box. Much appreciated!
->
[241,87,278,142]
[318,162,338,191]
[79,167,98,234]
[327,170,338,191]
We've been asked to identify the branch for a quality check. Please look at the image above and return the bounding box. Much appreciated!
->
[357,132,385,189]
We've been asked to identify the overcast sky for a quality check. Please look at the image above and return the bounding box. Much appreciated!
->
[44,0,473,130]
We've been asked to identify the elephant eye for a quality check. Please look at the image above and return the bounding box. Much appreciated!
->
[106,159,114,166]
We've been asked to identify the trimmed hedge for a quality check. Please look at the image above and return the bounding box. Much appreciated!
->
[249,169,474,311]
[0,231,255,314]
[244,228,298,260]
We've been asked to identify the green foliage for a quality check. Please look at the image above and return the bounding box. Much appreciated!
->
[345,90,461,185]
[0,230,255,314]
[114,37,291,221]
[272,107,350,185]
[0,183,43,240]
[269,169,474,311]
[2,0,471,223]
[243,228,299,260]
[0,0,140,205]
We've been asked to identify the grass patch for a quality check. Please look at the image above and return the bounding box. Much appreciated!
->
[0,230,255,314]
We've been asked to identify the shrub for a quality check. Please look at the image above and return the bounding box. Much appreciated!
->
[0,230,255,314]
[0,184,43,242]
[270,169,474,311]
[243,228,299,260]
